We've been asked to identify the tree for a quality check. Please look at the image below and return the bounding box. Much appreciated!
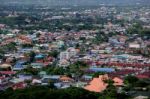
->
[27,51,36,62]
[0,87,99,99]
[21,44,33,48]
[48,50,59,58]
[48,80,55,89]
[74,61,88,68]
[127,23,143,35]
[36,33,41,37]
[124,75,139,86]
[24,80,32,86]
[141,29,150,36]
[92,72,105,78]
[92,32,108,44]
[123,75,139,91]
[101,79,117,99]
[52,67,65,75]
[135,80,149,87]
[24,66,38,75]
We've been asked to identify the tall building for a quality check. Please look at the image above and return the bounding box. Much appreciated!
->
[60,52,69,61]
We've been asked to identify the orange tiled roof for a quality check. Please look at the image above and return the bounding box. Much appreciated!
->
[113,77,124,86]
[84,75,108,92]
[84,75,124,92]
[60,76,73,81]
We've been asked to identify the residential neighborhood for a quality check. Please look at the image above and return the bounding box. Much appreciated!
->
[0,1,150,99]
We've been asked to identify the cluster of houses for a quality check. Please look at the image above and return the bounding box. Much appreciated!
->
[0,26,149,92]
[0,6,150,94]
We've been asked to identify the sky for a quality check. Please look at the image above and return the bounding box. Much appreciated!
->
[0,0,150,6]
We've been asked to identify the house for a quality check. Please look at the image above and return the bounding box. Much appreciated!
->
[59,59,70,67]
[0,24,6,29]
[134,96,148,99]
[35,54,45,59]
[129,43,140,48]
[9,77,27,89]
[57,40,65,48]
[67,47,77,57]
[17,74,32,81]
[89,67,115,73]
[31,63,44,69]
[73,81,87,88]
[18,48,33,53]
[113,77,124,86]
[41,75,60,85]
[0,77,9,85]
[0,71,16,76]
[81,75,93,81]
[59,48,77,62]
[13,61,27,71]
[0,64,12,70]
[60,51,70,61]
[10,78,24,84]
[59,76,74,83]
[84,75,108,92]
[12,82,26,90]
[0,76,10,91]
[39,71,47,77]
[136,71,150,79]
[84,74,124,92]
[32,79,42,85]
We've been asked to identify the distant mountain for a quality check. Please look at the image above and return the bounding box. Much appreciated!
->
[0,0,150,6]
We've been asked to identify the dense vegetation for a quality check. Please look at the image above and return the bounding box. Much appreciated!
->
[0,87,97,99]
[0,86,129,99]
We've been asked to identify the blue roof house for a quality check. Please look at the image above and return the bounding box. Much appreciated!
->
[35,54,45,59]
[13,61,27,71]
[31,63,44,69]
[89,67,115,73]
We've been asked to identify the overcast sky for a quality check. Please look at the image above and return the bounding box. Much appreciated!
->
[0,0,150,6]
